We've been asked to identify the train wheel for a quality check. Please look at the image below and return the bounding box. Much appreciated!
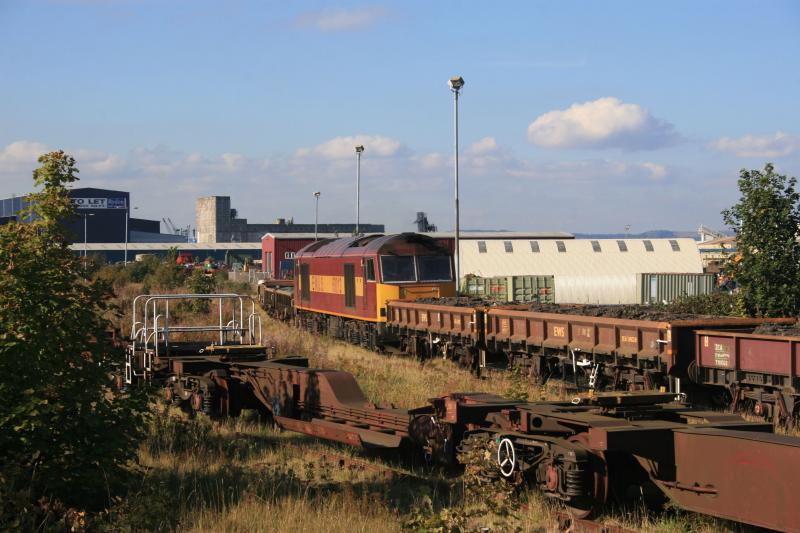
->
[565,433,608,520]
[496,437,516,478]
[191,391,204,413]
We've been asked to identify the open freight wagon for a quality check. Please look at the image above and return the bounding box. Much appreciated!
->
[692,328,800,422]
[386,299,790,392]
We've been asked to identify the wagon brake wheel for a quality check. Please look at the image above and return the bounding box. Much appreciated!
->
[565,432,608,520]
[497,437,516,478]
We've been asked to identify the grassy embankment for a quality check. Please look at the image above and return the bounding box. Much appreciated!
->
[106,282,746,533]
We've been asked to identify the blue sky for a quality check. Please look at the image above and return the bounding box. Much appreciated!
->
[1,0,798,234]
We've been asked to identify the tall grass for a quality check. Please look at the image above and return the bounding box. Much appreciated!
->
[96,284,758,532]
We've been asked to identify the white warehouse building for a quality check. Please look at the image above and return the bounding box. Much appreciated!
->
[458,237,705,305]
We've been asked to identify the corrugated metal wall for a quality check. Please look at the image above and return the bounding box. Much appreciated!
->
[636,273,716,304]
[553,273,716,305]
[462,275,555,303]
[554,275,638,304]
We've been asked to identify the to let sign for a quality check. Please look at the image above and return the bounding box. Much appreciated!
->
[72,197,127,209]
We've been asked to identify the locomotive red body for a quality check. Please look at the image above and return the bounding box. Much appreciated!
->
[292,233,455,345]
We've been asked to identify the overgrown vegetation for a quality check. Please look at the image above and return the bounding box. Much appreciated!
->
[722,163,800,317]
[0,152,147,530]
[662,292,745,316]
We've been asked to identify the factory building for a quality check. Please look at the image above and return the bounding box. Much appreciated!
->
[196,196,384,243]
[696,236,737,273]
[0,188,182,244]
[458,237,705,304]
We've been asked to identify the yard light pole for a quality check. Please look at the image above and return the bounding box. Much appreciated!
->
[355,145,364,235]
[449,75,464,293]
[124,203,138,266]
[313,191,321,241]
[81,212,94,258]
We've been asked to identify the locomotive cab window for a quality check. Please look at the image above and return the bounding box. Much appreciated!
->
[380,256,416,283]
[417,255,452,282]
[364,258,375,281]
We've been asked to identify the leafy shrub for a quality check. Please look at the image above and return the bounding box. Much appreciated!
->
[0,152,147,524]
[185,269,216,312]
[663,292,745,316]
[142,259,187,292]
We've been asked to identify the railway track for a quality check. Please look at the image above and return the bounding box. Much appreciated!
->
[124,293,800,532]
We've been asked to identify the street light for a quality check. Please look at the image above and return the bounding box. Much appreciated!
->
[124,203,138,266]
[355,145,364,235]
[81,212,95,257]
[313,191,321,241]
[449,75,464,293]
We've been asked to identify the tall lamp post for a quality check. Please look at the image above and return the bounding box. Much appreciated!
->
[449,75,464,293]
[355,145,364,235]
[124,203,138,266]
[313,191,321,241]
[81,212,95,257]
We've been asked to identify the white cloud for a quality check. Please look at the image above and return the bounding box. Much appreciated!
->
[297,135,404,160]
[507,158,669,183]
[0,140,48,165]
[641,162,667,180]
[292,6,387,32]
[710,131,800,158]
[0,137,684,234]
[465,136,498,155]
[416,152,446,170]
[527,97,678,150]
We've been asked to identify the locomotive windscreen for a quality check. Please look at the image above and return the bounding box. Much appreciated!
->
[380,256,416,282]
[417,255,452,281]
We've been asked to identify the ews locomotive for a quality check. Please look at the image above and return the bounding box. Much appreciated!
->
[292,233,455,348]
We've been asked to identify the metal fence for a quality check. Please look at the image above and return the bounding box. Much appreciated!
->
[227,271,270,284]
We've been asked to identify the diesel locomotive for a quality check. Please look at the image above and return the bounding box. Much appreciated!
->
[292,233,455,349]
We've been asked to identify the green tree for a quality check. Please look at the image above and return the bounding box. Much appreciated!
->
[0,152,145,522]
[722,163,800,316]
[186,268,216,312]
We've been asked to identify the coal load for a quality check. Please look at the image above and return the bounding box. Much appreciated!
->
[752,322,800,337]
[413,298,719,321]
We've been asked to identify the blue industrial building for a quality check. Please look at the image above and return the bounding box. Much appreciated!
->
[0,187,183,244]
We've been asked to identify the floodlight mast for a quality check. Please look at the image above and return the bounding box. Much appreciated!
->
[355,145,364,235]
[448,76,464,293]
[314,191,321,241]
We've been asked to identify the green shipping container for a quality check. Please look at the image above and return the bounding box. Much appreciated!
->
[637,273,716,305]
[461,275,555,303]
